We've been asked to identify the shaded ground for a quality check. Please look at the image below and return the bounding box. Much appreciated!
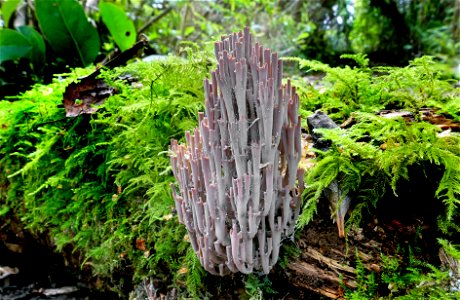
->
[0,220,118,300]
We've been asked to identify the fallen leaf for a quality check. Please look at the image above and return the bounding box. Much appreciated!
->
[5,242,22,253]
[0,266,19,280]
[63,78,116,117]
[62,37,148,117]
[136,238,146,251]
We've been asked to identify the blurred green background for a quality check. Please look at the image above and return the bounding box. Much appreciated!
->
[1,0,458,99]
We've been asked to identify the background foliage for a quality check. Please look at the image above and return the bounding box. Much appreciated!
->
[1,0,458,98]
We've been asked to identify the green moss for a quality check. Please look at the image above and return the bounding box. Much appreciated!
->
[0,56,211,296]
[292,55,460,229]
[345,241,460,299]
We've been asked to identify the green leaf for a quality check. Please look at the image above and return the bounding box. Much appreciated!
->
[184,26,195,37]
[0,28,32,64]
[99,2,136,52]
[17,26,46,66]
[1,0,21,26]
[35,0,100,66]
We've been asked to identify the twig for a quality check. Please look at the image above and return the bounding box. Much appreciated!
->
[137,7,173,35]
[289,259,357,291]
[305,247,356,274]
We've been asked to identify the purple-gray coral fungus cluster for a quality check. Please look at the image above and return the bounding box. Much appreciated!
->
[170,28,304,275]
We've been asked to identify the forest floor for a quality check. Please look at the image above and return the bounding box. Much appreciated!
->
[1,61,458,300]
[0,187,440,300]
[0,219,111,299]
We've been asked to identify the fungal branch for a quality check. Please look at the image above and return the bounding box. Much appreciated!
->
[170,28,304,275]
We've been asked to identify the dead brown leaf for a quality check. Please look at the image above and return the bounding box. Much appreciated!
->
[136,238,147,251]
[63,78,116,117]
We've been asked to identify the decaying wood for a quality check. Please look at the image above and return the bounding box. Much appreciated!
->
[287,243,385,299]
[289,259,357,287]
[289,261,346,299]
[380,108,460,132]
[341,108,460,132]
[439,247,460,291]
[285,210,389,299]
[305,247,356,274]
